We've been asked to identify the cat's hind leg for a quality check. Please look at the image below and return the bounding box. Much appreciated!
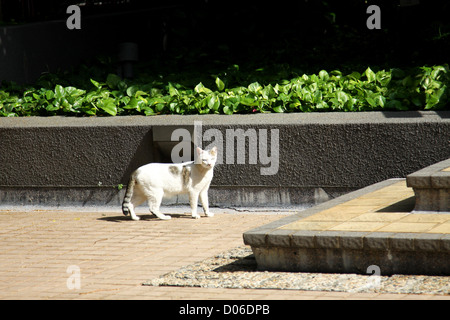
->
[147,188,171,220]
[128,190,145,221]
[122,175,138,219]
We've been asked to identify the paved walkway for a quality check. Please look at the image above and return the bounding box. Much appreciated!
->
[0,208,448,300]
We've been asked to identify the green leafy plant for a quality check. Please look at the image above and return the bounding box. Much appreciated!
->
[1,65,449,117]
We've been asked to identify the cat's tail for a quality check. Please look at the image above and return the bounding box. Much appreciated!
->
[122,174,136,216]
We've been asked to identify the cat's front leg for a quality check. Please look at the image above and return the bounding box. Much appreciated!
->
[200,189,213,217]
[189,192,201,219]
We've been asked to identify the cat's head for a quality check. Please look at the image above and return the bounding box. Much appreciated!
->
[196,146,217,169]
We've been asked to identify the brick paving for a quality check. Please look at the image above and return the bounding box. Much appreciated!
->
[278,180,450,233]
[0,209,448,300]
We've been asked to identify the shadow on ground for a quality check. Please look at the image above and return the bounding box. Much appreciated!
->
[97,213,190,222]
[212,254,257,273]
[376,196,415,212]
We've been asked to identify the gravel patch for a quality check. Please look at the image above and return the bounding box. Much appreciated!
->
[144,246,450,295]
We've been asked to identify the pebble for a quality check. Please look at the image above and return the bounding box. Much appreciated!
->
[144,246,450,295]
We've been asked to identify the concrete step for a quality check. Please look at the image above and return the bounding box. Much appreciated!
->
[407,158,450,212]
[243,178,450,275]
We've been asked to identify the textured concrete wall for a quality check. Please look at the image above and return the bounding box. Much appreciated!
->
[0,111,449,208]
[0,122,154,187]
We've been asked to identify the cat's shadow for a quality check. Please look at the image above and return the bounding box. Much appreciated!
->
[98,213,190,222]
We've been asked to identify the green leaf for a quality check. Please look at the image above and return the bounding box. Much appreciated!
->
[55,85,65,99]
[318,70,329,81]
[289,99,301,110]
[365,67,376,83]
[262,84,276,100]
[65,86,85,97]
[348,72,361,80]
[376,70,391,86]
[106,74,121,89]
[194,82,212,95]
[224,96,240,108]
[431,65,447,80]
[194,98,207,112]
[126,86,138,97]
[425,86,447,109]
[240,95,258,107]
[366,96,376,107]
[373,94,386,108]
[46,104,59,112]
[124,97,138,110]
[207,94,220,111]
[134,90,148,97]
[168,83,179,97]
[315,101,329,110]
[143,107,156,116]
[98,98,117,116]
[45,90,54,100]
[330,70,343,77]
[336,91,348,104]
[148,97,166,106]
[90,79,102,89]
[155,103,166,112]
[222,105,233,115]
[215,77,225,91]
[248,82,262,93]
[272,106,284,113]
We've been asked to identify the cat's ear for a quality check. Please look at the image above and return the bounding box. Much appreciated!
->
[196,147,203,156]
[210,146,217,155]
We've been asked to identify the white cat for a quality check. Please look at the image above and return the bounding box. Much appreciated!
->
[122,146,217,220]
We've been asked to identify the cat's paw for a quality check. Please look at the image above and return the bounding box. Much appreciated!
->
[192,214,201,219]
[152,211,171,220]
[131,215,140,221]
[157,214,171,220]
[205,212,214,217]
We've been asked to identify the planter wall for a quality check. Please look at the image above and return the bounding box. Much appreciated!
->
[0,111,449,209]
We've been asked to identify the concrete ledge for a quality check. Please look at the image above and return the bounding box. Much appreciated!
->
[0,111,449,209]
[407,158,450,212]
[250,246,449,275]
[0,185,339,210]
[243,179,450,275]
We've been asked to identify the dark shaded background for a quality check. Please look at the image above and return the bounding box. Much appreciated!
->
[0,0,449,82]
